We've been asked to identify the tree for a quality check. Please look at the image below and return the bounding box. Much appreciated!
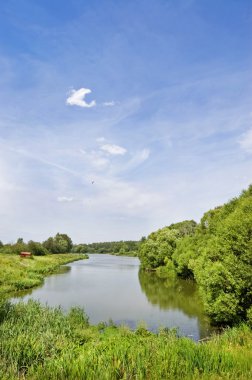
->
[43,233,73,254]
[139,221,196,270]
[27,241,48,256]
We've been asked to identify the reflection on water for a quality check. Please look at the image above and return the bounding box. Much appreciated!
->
[12,254,213,340]
[138,270,212,338]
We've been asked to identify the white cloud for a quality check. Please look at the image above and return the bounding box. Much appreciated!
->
[66,88,96,108]
[101,144,127,155]
[103,101,116,107]
[239,129,252,153]
[57,196,74,202]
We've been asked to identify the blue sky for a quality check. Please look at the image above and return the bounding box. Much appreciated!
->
[0,0,251,243]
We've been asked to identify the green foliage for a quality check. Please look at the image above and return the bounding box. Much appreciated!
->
[74,240,140,256]
[27,241,48,256]
[43,233,73,254]
[0,233,73,256]
[139,220,196,270]
[71,244,88,253]
[156,258,176,279]
[0,301,251,380]
[139,186,252,326]
[0,254,87,294]
[188,187,252,325]
[247,306,252,328]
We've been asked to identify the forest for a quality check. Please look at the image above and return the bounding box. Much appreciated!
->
[72,240,139,256]
[139,185,252,326]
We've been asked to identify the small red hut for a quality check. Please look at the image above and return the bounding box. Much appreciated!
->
[20,252,32,258]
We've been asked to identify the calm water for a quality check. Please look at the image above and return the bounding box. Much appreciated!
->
[13,254,212,340]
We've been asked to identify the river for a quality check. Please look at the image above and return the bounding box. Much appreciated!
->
[13,254,212,340]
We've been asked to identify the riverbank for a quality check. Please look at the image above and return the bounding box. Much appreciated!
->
[0,253,87,295]
[0,300,251,380]
[108,250,138,257]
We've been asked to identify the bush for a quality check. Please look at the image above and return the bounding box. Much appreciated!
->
[27,241,48,256]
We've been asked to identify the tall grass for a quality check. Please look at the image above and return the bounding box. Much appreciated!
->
[0,253,86,294]
[0,300,251,379]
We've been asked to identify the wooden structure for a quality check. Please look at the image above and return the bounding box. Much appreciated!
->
[20,251,32,258]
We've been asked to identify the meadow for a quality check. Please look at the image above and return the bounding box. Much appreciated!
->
[0,253,86,295]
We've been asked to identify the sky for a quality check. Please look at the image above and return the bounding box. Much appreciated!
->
[0,0,251,244]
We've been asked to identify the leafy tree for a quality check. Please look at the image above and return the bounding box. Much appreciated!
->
[189,187,252,324]
[139,221,196,270]
[43,237,54,252]
[27,241,48,256]
[140,186,252,325]
[43,233,73,254]
[71,244,88,253]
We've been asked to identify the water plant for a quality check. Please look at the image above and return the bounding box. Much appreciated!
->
[0,300,251,379]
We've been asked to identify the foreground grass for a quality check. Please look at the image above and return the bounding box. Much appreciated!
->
[0,301,251,380]
[0,253,86,294]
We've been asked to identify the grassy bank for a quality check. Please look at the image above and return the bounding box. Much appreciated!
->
[0,300,251,380]
[0,253,87,295]
[109,250,138,257]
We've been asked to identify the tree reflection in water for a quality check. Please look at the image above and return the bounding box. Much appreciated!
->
[138,269,213,338]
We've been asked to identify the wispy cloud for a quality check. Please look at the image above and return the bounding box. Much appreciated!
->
[66,88,96,108]
[3,144,86,180]
[239,129,252,153]
[103,101,116,107]
[100,144,127,155]
[123,149,150,171]
[57,196,74,202]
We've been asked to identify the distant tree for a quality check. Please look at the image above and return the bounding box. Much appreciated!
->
[27,241,48,256]
[11,241,28,255]
[43,237,54,252]
[54,233,72,253]
[72,244,88,253]
[43,233,73,254]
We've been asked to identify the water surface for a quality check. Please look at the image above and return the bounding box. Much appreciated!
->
[13,254,212,340]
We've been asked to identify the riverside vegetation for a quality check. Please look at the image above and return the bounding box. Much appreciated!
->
[0,186,252,379]
[0,300,251,380]
[0,254,86,295]
[139,185,252,327]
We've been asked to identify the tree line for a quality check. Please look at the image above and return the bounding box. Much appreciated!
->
[0,233,73,256]
[0,235,140,257]
[72,240,139,255]
[139,185,252,326]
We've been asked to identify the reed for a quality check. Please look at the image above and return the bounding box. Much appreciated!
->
[0,300,251,380]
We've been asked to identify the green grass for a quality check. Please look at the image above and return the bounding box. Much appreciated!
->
[0,300,251,380]
[0,253,87,295]
[109,250,138,257]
